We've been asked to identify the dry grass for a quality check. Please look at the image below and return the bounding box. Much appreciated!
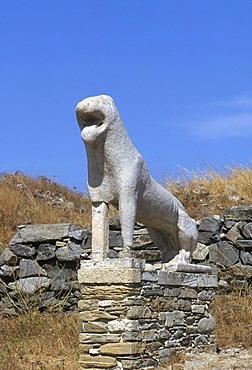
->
[0,167,252,368]
[1,290,251,370]
[0,172,92,249]
[165,164,252,220]
[0,311,79,369]
[1,165,252,248]
[214,289,252,349]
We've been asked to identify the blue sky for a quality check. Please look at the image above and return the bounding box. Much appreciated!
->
[1,0,252,192]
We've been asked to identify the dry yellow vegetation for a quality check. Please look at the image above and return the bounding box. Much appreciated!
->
[0,172,92,248]
[214,289,252,349]
[0,311,79,369]
[165,165,252,220]
[1,290,252,369]
[1,165,252,247]
[0,167,252,369]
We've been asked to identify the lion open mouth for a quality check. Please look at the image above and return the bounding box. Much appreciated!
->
[76,111,105,130]
[76,110,107,143]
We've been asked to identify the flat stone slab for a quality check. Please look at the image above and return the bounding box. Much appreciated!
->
[165,263,212,273]
[79,257,144,284]
[78,266,142,284]
[80,257,145,270]
[158,271,218,288]
[223,206,252,221]
[9,277,50,294]
[10,224,81,244]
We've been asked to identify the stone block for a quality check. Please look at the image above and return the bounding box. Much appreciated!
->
[0,265,19,280]
[134,249,162,261]
[158,348,175,362]
[50,278,68,292]
[56,246,75,261]
[105,305,127,315]
[108,318,139,333]
[165,311,185,327]
[198,315,215,333]
[79,310,118,322]
[192,243,209,261]
[197,231,215,245]
[82,322,108,333]
[120,358,157,370]
[19,260,47,278]
[142,270,159,282]
[174,299,191,311]
[150,297,175,310]
[78,266,141,284]
[197,290,215,301]
[225,223,242,243]
[167,263,212,273]
[10,223,80,244]
[198,216,221,233]
[209,241,239,267]
[9,277,50,294]
[241,222,252,239]
[240,251,252,265]
[142,329,158,341]
[236,239,252,250]
[80,285,140,301]
[80,257,144,270]
[10,244,36,258]
[79,344,92,354]
[179,288,197,299]
[100,342,144,355]
[109,230,123,247]
[69,229,90,241]
[56,241,67,247]
[79,355,117,369]
[78,299,99,310]
[164,288,181,297]
[122,331,142,341]
[37,243,56,260]
[195,334,208,345]
[186,325,198,334]
[158,272,218,288]
[79,333,121,344]
[223,206,252,221]
[158,328,171,340]
[0,248,18,267]
[192,304,205,314]
[127,306,153,319]
[78,259,143,284]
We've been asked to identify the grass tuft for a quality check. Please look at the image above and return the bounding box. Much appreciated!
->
[214,289,252,349]
[165,164,252,220]
[0,311,79,369]
[0,172,92,248]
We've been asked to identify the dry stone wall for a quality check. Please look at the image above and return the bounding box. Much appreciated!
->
[0,206,252,315]
[194,206,252,290]
[0,223,89,315]
[78,259,217,369]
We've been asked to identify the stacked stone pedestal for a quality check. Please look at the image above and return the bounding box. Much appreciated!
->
[78,258,218,370]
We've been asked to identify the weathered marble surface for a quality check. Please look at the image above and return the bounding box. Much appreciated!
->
[76,94,198,263]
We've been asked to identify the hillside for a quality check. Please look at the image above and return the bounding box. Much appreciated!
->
[1,167,252,249]
[165,165,252,220]
[0,172,92,248]
[0,167,252,369]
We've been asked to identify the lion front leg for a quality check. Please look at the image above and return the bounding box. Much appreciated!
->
[91,201,109,261]
[118,191,137,257]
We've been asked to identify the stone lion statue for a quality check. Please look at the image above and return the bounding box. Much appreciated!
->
[76,95,197,264]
